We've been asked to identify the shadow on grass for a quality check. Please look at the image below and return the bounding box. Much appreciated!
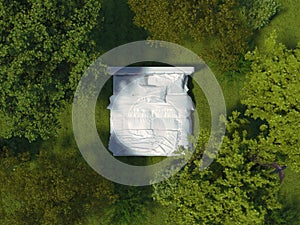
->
[189,77,211,131]
[265,169,300,224]
[91,0,148,53]
[0,137,43,159]
[95,76,112,148]
[226,103,269,139]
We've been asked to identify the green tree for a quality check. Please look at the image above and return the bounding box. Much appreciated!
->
[98,185,153,225]
[0,146,117,225]
[240,0,280,30]
[0,0,101,141]
[128,0,253,72]
[241,32,300,172]
[153,118,282,224]
[152,33,300,224]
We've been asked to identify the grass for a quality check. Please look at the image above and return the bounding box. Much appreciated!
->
[277,168,300,223]
[92,0,148,53]
[255,0,300,48]
[182,35,248,112]
[2,0,299,223]
[252,1,300,223]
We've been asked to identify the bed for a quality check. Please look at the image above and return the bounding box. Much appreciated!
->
[107,67,195,156]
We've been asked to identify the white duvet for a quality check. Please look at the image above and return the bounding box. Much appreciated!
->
[107,68,195,156]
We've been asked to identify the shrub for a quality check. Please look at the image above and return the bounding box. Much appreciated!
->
[240,0,280,30]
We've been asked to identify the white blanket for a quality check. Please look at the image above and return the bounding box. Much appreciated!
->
[107,68,195,156]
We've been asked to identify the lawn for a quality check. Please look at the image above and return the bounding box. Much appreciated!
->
[255,0,300,49]
[51,0,300,223]
[253,0,300,222]
[6,0,298,223]
[278,168,300,223]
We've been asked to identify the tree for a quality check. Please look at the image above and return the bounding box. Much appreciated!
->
[0,0,102,141]
[128,0,253,72]
[240,0,280,30]
[98,185,153,225]
[241,32,300,172]
[128,0,190,43]
[152,117,282,224]
[0,146,117,225]
[152,33,300,224]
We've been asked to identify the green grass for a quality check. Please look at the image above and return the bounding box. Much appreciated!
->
[3,0,298,223]
[277,169,300,223]
[182,38,247,115]
[252,2,300,223]
[92,0,148,53]
[255,0,300,48]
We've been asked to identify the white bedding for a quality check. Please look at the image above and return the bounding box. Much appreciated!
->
[107,67,195,156]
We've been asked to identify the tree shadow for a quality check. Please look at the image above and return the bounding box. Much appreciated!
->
[96,76,113,148]
[91,0,148,53]
[227,103,267,139]
[0,137,43,159]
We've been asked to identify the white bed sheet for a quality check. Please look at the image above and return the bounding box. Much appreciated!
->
[108,68,195,156]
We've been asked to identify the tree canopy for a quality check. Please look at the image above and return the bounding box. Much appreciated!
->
[240,0,280,30]
[0,0,101,141]
[153,116,282,225]
[152,32,300,224]
[0,147,117,224]
[241,32,300,172]
[128,0,253,72]
[128,0,282,73]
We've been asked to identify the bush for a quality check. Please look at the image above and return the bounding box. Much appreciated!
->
[240,0,280,30]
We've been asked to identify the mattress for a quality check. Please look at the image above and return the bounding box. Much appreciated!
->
[107,67,195,156]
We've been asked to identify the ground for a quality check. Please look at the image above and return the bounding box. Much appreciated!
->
[2,0,300,223]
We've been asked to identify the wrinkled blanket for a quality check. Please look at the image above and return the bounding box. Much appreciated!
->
[107,68,194,156]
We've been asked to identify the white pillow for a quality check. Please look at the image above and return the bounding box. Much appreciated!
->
[147,73,188,94]
[127,83,167,102]
[113,75,147,97]
[147,73,184,84]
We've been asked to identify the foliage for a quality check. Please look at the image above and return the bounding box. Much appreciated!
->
[128,0,189,43]
[241,32,300,172]
[128,0,253,73]
[265,168,300,224]
[254,0,300,49]
[0,0,101,141]
[265,205,299,224]
[240,0,280,30]
[99,185,153,225]
[153,117,282,225]
[0,146,117,225]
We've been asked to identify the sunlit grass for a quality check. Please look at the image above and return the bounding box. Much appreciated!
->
[255,0,300,48]
[277,169,300,224]
[252,1,300,222]
[25,0,300,223]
